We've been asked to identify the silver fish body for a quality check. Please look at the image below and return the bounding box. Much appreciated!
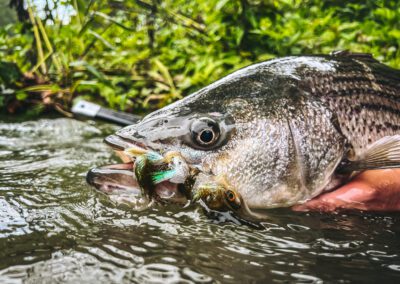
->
[101,52,400,209]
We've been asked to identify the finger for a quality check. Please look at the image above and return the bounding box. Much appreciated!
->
[292,169,400,212]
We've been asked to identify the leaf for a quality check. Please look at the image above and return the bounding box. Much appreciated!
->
[88,29,115,49]
[92,11,135,31]
[15,91,27,101]
[153,59,177,94]
[69,61,107,81]
[22,84,61,93]
[0,61,22,85]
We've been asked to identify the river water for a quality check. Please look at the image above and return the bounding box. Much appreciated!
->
[0,117,399,283]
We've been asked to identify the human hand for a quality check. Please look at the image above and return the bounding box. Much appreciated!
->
[292,169,400,212]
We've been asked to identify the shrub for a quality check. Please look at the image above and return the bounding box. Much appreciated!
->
[0,0,399,115]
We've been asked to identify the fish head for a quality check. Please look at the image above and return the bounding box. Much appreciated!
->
[104,62,283,160]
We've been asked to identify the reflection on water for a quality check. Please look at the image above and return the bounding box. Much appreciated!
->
[0,118,399,283]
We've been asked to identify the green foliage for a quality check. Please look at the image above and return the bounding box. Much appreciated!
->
[0,0,17,26]
[0,61,21,85]
[0,0,399,115]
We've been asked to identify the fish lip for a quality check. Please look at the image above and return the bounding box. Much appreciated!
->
[104,134,149,163]
[86,163,141,194]
[104,134,148,151]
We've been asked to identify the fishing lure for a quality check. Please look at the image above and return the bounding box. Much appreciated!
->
[124,146,190,193]
[192,173,269,223]
[191,174,242,211]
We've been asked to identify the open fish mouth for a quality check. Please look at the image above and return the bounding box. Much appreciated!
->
[87,135,189,208]
[86,162,138,194]
[86,162,189,207]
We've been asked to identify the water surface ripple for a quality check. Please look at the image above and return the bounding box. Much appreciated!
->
[0,118,399,283]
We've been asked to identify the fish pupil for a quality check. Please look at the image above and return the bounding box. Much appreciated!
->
[200,130,214,143]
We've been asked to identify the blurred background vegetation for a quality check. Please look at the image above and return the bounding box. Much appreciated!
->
[0,0,399,117]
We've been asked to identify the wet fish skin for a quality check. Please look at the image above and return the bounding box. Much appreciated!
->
[300,53,400,153]
[110,53,400,209]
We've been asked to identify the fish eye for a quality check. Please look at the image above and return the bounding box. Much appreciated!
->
[190,118,220,148]
[225,190,236,202]
[224,189,241,210]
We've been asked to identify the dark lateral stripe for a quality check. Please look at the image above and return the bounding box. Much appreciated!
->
[375,76,400,89]
[360,103,400,117]
[326,89,400,102]
[328,68,400,90]
[374,121,400,132]
[331,75,372,83]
